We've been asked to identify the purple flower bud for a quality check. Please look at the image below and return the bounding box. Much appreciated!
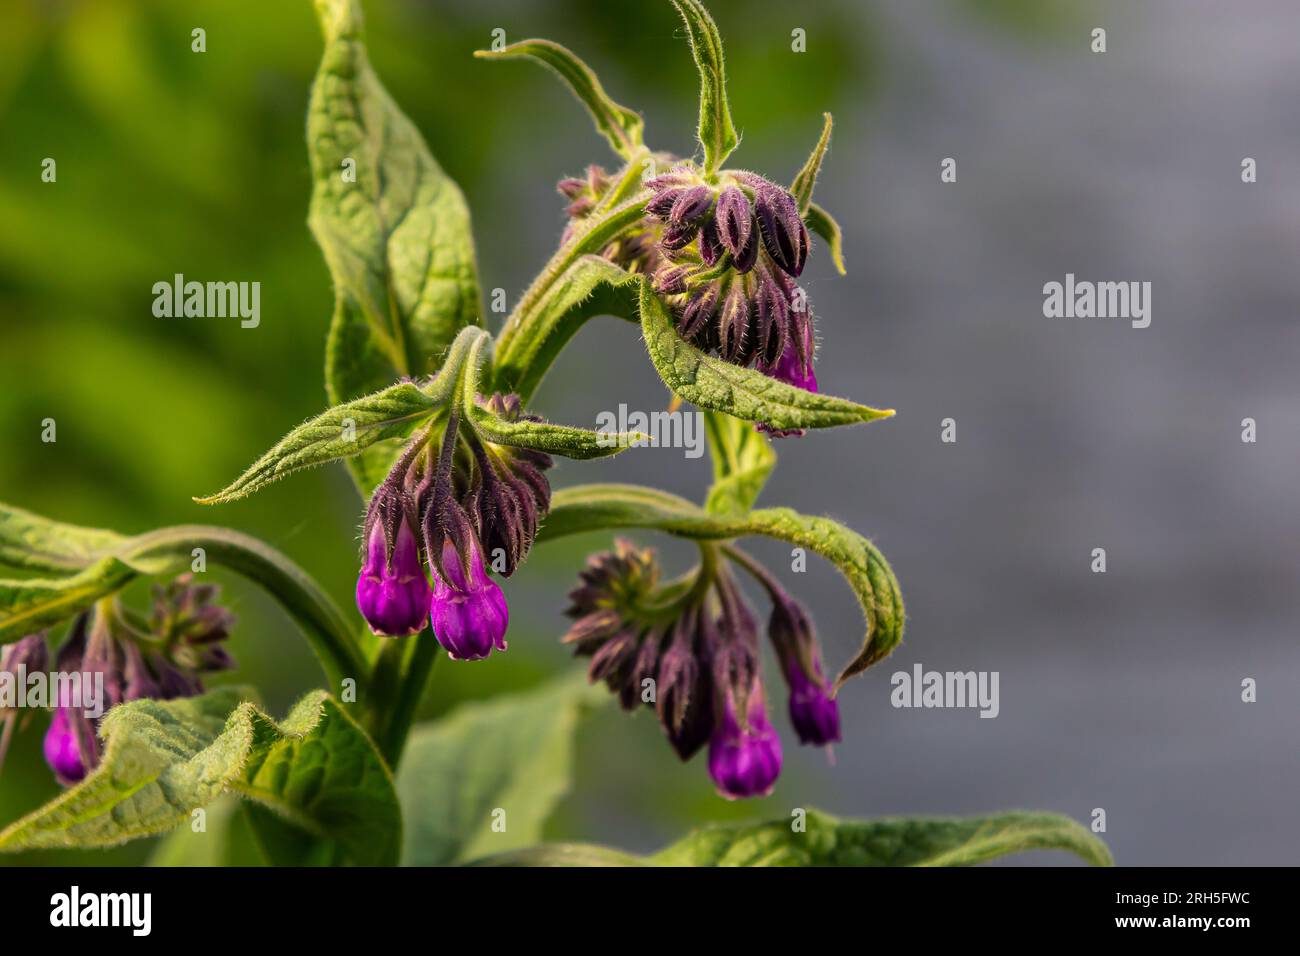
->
[715,186,753,258]
[43,707,88,785]
[0,634,48,688]
[646,188,684,220]
[678,284,720,342]
[717,281,752,364]
[656,611,713,761]
[428,537,509,662]
[787,667,841,746]
[556,177,586,200]
[754,185,809,278]
[645,167,696,193]
[652,264,692,296]
[659,221,700,251]
[698,219,723,267]
[587,627,640,703]
[708,681,782,800]
[754,270,790,368]
[356,519,431,637]
[670,185,714,225]
[768,318,817,393]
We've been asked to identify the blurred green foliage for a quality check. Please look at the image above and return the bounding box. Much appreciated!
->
[0,0,1062,865]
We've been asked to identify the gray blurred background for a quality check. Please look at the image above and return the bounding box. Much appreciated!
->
[1,0,1296,865]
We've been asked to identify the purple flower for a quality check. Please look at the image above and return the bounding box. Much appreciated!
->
[714,186,753,259]
[787,665,841,746]
[708,683,783,800]
[43,707,87,785]
[356,519,431,637]
[753,184,809,278]
[428,538,509,662]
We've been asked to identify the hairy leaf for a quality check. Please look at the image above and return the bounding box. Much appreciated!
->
[309,0,482,492]
[0,558,138,645]
[651,809,1114,867]
[541,484,903,687]
[494,254,641,401]
[702,410,775,515]
[790,112,833,215]
[194,382,435,505]
[640,283,892,431]
[0,688,401,865]
[0,503,125,574]
[806,202,846,276]
[671,0,738,173]
[397,675,606,865]
[474,40,644,160]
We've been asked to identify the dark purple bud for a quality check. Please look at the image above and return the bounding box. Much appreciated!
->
[698,219,723,267]
[428,532,509,662]
[707,661,782,799]
[767,317,817,394]
[625,630,662,711]
[754,185,809,277]
[0,634,48,687]
[787,666,841,746]
[677,284,720,342]
[656,611,713,761]
[122,641,161,702]
[659,221,700,251]
[587,628,640,701]
[732,227,759,274]
[646,188,683,220]
[652,264,692,296]
[356,518,431,637]
[43,707,88,785]
[556,177,586,200]
[715,186,753,258]
[754,270,790,368]
[670,185,714,226]
[645,167,695,193]
[717,281,752,364]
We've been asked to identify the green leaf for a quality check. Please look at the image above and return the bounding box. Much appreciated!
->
[494,254,641,401]
[309,0,482,492]
[468,843,647,867]
[474,39,644,160]
[790,112,832,215]
[194,381,435,505]
[148,797,270,867]
[397,674,606,865]
[640,282,893,431]
[650,809,1114,867]
[0,503,126,574]
[807,201,846,276]
[0,688,402,866]
[702,410,775,515]
[0,557,139,645]
[541,483,904,687]
[671,0,739,174]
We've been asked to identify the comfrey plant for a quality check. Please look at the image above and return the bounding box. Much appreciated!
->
[0,0,1110,867]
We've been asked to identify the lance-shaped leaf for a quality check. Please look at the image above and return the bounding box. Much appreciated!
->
[640,283,892,432]
[806,202,846,276]
[651,809,1114,867]
[540,483,904,687]
[671,0,738,174]
[195,382,435,505]
[474,39,644,160]
[460,324,648,458]
[0,688,401,866]
[0,558,139,645]
[0,504,126,574]
[397,675,607,865]
[790,112,832,215]
[495,255,642,402]
[309,0,482,492]
[703,410,775,515]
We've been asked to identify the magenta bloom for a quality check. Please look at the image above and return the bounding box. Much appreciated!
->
[43,708,87,785]
[429,540,509,661]
[787,667,841,746]
[708,688,783,800]
[356,520,432,637]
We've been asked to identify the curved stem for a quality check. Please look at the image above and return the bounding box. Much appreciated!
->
[121,526,368,695]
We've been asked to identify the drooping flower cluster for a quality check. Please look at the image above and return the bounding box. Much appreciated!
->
[562,538,839,799]
[644,167,819,399]
[355,394,552,662]
[0,575,238,786]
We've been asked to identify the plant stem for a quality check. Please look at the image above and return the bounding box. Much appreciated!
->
[378,634,439,767]
[122,526,369,695]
